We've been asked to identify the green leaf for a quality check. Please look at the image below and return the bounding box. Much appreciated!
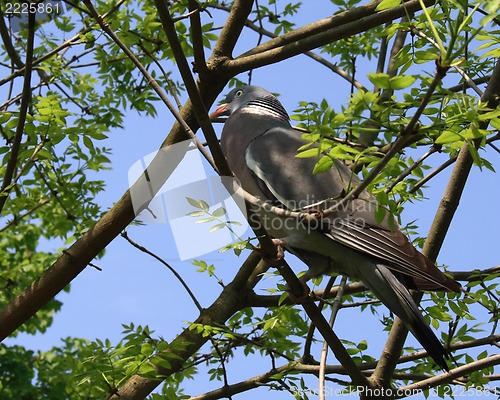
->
[413,50,439,63]
[374,205,387,224]
[488,117,500,130]
[358,340,368,351]
[208,223,226,232]
[150,356,171,370]
[313,155,333,174]
[195,217,216,224]
[156,341,170,352]
[138,363,156,376]
[83,136,95,152]
[199,200,210,212]
[211,207,227,218]
[367,72,391,89]
[462,128,487,140]
[375,0,401,11]
[35,149,53,160]
[468,143,482,167]
[186,197,201,209]
[187,211,206,217]
[140,343,154,356]
[389,75,416,90]
[296,148,320,158]
[226,220,242,226]
[186,197,210,212]
[0,112,12,124]
[435,130,462,144]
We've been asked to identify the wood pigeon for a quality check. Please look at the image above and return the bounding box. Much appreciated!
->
[210,85,461,370]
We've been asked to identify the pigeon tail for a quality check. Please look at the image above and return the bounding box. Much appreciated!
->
[374,264,449,371]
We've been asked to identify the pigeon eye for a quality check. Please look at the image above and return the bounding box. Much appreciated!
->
[235,90,243,97]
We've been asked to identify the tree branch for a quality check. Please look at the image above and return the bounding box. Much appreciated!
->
[109,251,262,399]
[188,0,209,79]
[319,276,348,400]
[210,0,254,59]
[0,10,35,214]
[246,266,500,308]
[188,333,500,400]
[209,3,366,90]
[154,0,231,176]
[0,43,231,344]
[121,232,203,311]
[372,58,500,386]
[400,354,500,393]
[227,0,437,74]
[0,8,24,68]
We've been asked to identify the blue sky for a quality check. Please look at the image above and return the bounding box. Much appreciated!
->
[4,1,500,398]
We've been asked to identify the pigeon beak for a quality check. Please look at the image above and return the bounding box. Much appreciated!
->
[210,103,229,121]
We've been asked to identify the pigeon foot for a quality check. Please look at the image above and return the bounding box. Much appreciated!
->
[259,238,286,264]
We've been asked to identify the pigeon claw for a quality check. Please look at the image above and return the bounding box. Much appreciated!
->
[306,208,324,218]
[271,238,285,260]
[259,238,286,264]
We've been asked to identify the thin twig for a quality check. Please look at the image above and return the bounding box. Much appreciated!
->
[81,0,217,172]
[0,8,24,68]
[303,276,338,360]
[410,27,483,96]
[408,155,457,195]
[121,232,203,311]
[319,276,348,400]
[385,145,440,194]
[134,41,183,109]
[34,163,74,219]
[0,197,52,233]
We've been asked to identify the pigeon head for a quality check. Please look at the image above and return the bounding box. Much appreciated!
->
[210,85,289,122]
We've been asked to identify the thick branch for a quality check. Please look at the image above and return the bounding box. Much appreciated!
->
[110,251,262,399]
[210,0,254,59]
[372,58,500,386]
[227,0,436,74]
[247,210,371,389]
[0,9,24,68]
[401,354,500,393]
[210,3,366,90]
[0,65,229,343]
[0,11,35,214]
[154,0,231,175]
[188,0,209,78]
